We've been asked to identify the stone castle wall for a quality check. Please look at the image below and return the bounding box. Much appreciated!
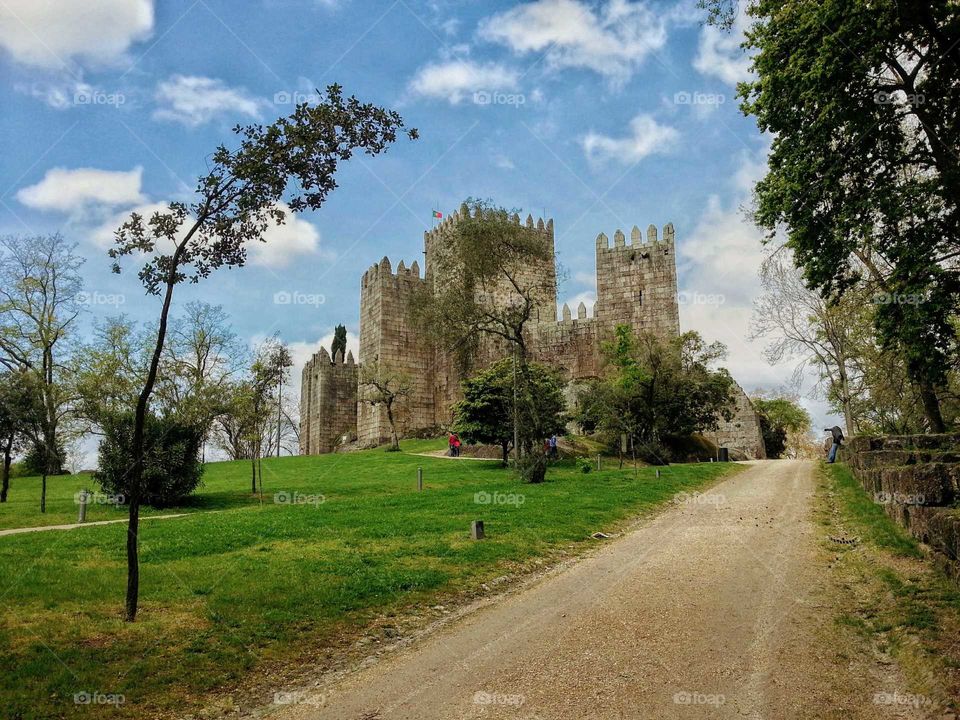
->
[299,347,358,455]
[300,205,767,460]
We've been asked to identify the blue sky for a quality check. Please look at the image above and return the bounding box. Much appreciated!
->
[0,0,839,435]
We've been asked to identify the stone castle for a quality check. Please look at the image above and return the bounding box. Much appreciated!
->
[299,204,766,459]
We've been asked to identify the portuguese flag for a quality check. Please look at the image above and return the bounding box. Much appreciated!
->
[432,210,443,219]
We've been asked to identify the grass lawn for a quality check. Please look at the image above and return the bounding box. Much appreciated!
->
[0,440,740,719]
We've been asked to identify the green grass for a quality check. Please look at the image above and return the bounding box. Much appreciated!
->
[0,439,740,719]
[821,462,960,708]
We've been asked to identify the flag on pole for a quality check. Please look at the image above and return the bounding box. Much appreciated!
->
[432,210,443,219]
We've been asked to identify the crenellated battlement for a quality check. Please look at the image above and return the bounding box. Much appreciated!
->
[423,202,554,249]
[595,223,675,252]
[304,345,356,368]
[361,257,424,289]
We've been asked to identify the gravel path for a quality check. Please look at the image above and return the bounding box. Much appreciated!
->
[265,460,916,720]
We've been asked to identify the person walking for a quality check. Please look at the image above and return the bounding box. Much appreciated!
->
[448,432,456,457]
[452,433,461,457]
[825,426,844,463]
[548,434,559,460]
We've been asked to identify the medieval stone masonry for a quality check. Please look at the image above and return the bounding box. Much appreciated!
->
[300,203,766,459]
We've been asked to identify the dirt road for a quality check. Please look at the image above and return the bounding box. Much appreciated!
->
[265,460,914,720]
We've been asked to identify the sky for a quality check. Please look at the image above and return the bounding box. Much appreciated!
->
[0,0,841,456]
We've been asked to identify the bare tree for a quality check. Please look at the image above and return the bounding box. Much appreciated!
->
[359,361,412,451]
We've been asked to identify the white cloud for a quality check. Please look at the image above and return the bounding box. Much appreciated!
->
[694,3,753,85]
[479,0,667,84]
[17,167,145,213]
[0,0,153,69]
[581,114,678,165]
[153,75,263,127]
[408,59,519,104]
[494,154,515,170]
[249,205,325,269]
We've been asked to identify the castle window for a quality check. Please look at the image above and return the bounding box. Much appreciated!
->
[636,290,643,304]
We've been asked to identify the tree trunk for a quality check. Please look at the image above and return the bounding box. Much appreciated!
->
[251,456,257,493]
[41,472,46,513]
[1,437,11,502]
[501,442,509,466]
[276,375,283,458]
[918,379,946,433]
[386,404,399,450]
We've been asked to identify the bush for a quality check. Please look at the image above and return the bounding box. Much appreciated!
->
[21,441,68,476]
[579,459,593,474]
[95,412,205,508]
[516,452,547,484]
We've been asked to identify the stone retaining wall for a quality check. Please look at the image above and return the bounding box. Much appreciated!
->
[843,435,960,576]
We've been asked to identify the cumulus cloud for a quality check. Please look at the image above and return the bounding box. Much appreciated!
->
[408,59,519,104]
[581,114,678,165]
[17,167,145,213]
[0,0,153,69]
[249,205,325,269]
[693,2,754,85]
[153,75,263,127]
[479,0,667,84]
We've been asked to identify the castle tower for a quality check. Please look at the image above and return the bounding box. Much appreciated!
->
[299,346,358,455]
[593,223,679,338]
[357,256,434,445]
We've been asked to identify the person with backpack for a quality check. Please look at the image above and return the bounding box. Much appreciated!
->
[825,426,844,463]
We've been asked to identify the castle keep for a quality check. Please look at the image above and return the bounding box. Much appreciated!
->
[299,204,765,459]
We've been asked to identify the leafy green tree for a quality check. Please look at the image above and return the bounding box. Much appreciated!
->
[576,327,734,464]
[359,360,413,452]
[108,84,416,622]
[452,358,567,469]
[95,411,204,508]
[752,395,811,459]
[0,370,37,502]
[724,0,960,430]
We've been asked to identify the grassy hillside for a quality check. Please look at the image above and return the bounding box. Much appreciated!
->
[0,440,740,719]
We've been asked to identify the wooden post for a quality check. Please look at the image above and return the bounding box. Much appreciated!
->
[655,468,661,479]
[78,489,88,523]
[471,520,485,540]
[596,454,601,471]
[417,467,423,491]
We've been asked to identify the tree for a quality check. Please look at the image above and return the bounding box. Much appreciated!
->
[0,370,36,502]
[724,0,960,430]
[452,358,567,466]
[411,199,558,479]
[576,327,735,464]
[108,84,416,621]
[750,252,866,434]
[752,395,811,459]
[0,234,83,476]
[331,324,347,361]
[95,411,204,508]
[359,361,413,451]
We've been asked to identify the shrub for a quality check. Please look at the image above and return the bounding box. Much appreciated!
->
[579,459,593,474]
[95,412,205,508]
[516,452,547,484]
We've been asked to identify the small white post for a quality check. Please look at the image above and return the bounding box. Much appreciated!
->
[417,467,423,491]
